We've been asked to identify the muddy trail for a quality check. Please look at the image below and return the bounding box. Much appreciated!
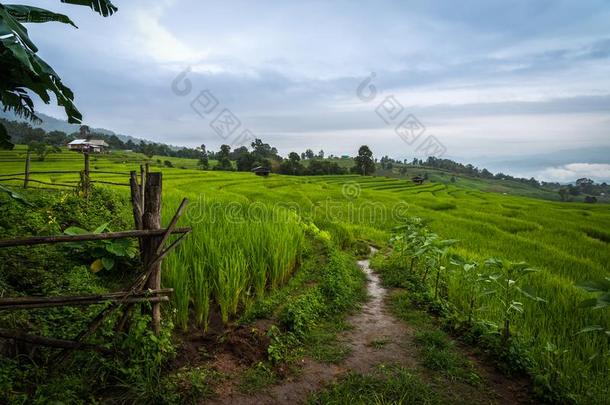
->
[209,250,530,405]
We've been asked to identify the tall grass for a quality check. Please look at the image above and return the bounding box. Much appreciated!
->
[162,197,304,330]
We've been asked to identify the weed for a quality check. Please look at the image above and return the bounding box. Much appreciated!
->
[308,365,440,405]
[238,362,277,394]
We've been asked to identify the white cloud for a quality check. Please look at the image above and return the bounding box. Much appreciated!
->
[128,1,208,67]
[538,163,610,183]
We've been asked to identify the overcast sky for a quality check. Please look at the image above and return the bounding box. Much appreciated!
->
[24,0,610,181]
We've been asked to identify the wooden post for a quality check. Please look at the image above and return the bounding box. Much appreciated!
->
[142,172,163,334]
[23,150,31,189]
[139,165,146,212]
[84,152,90,178]
[81,152,91,196]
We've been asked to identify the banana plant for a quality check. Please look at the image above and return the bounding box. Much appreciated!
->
[480,258,545,343]
[0,184,32,206]
[0,1,118,149]
[64,222,137,272]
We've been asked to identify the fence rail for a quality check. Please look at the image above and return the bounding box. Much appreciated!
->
[0,151,142,191]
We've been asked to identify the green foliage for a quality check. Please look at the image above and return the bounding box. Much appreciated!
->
[163,200,304,330]
[351,144,375,176]
[63,222,137,271]
[259,244,365,365]
[308,365,440,405]
[480,258,545,342]
[0,1,117,145]
[414,329,481,385]
[163,366,219,404]
[280,287,325,337]
[0,184,32,205]
[0,186,179,404]
[28,141,61,161]
[238,362,277,394]
[0,148,608,402]
[305,320,352,363]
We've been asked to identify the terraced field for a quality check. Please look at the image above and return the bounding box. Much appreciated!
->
[1,147,609,402]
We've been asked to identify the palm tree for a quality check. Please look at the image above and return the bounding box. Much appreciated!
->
[0,1,118,149]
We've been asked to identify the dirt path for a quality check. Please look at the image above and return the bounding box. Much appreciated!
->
[210,251,530,405]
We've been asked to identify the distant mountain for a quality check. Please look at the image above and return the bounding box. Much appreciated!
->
[0,110,142,145]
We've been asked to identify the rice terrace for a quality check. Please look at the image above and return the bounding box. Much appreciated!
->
[0,1,609,404]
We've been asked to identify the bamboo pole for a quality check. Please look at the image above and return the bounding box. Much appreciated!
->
[23,150,31,189]
[0,328,112,353]
[0,289,172,307]
[0,296,169,310]
[0,227,191,248]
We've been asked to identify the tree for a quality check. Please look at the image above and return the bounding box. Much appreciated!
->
[0,1,118,149]
[288,152,300,163]
[351,145,375,176]
[46,130,69,146]
[79,124,91,140]
[278,151,304,175]
[105,134,125,150]
[236,152,255,171]
[576,178,595,195]
[304,149,315,159]
[214,144,233,170]
[317,149,324,159]
[29,141,60,161]
[198,144,209,169]
[139,141,155,158]
[250,138,277,160]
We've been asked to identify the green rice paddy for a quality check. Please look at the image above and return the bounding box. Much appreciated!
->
[0,146,608,402]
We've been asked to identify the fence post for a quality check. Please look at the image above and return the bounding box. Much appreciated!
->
[142,172,163,334]
[81,152,91,197]
[140,164,147,213]
[23,150,31,189]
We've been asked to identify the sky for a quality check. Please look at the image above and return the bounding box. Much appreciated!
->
[22,0,610,182]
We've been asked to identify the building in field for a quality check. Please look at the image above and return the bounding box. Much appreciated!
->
[251,166,271,177]
[412,175,425,185]
[67,139,109,153]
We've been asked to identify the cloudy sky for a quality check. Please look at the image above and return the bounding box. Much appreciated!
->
[24,0,610,181]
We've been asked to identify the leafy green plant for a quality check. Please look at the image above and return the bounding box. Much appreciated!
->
[64,222,137,272]
[426,237,458,299]
[450,259,483,325]
[480,258,545,343]
[0,1,118,148]
[0,184,32,206]
[28,141,60,161]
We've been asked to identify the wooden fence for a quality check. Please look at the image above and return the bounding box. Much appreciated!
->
[0,168,191,359]
[0,150,134,193]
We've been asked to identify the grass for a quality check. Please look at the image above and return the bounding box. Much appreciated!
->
[1,146,609,402]
[308,365,441,405]
[305,318,353,363]
[414,330,481,385]
[238,362,278,394]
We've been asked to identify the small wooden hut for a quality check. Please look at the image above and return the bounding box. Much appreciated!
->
[251,166,271,177]
[412,175,425,185]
